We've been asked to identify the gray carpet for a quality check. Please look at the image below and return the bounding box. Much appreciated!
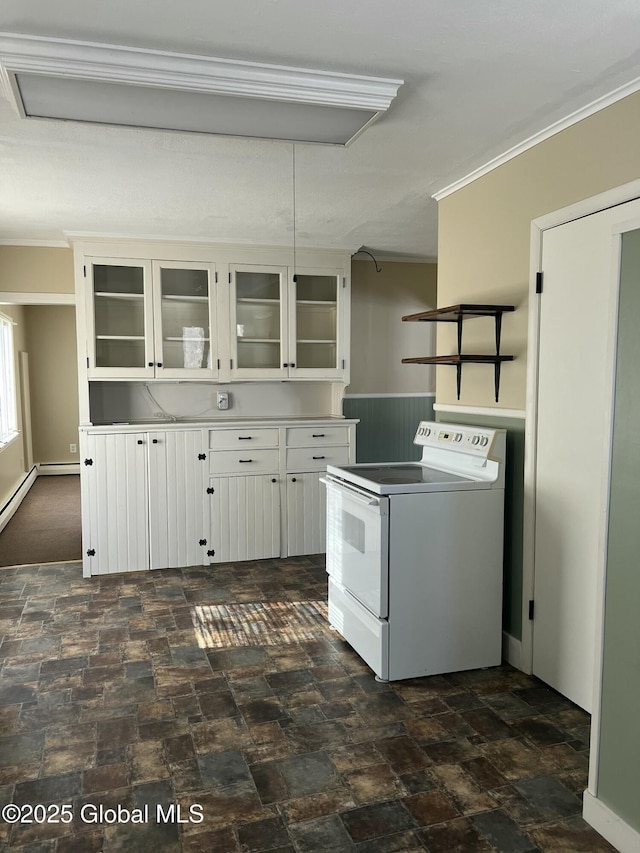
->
[0,475,81,567]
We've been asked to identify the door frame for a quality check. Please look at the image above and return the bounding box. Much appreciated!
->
[523,177,640,793]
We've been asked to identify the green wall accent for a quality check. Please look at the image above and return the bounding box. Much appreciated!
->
[343,396,435,463]
[435,411,525,639]
[597,230,640,832]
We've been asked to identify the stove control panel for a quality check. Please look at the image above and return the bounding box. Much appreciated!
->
[414,421,496,456]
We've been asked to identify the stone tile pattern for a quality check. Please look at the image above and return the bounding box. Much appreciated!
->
[0,557,616,852]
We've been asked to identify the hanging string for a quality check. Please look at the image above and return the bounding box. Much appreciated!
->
[292,143,297,282]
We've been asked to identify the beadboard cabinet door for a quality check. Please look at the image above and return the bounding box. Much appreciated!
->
[147,430,208,569]
[81,429,209,575]
[285,472,327,557]
[81,431,150,574]
[209,474,281,562]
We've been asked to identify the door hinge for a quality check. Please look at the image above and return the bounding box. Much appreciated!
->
[528,599,535,620]
[198,453,206,461]
[86,548,95,557]
[207,549,215,557]
[536,272,543,294]
[199,539,207,546]
[207,486,214,494]
[83,458,93,466]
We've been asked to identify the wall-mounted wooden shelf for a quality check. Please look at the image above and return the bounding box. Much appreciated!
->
[401,303,515,402]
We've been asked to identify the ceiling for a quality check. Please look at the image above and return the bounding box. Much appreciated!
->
[1,0,640,260]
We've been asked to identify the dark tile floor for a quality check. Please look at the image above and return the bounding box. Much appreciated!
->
[0,556,616,853]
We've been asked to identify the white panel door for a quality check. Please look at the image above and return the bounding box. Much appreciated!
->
[82,432,149,574]
[535,198,640,711]
[148,430,208,569]
[210,475,281,562]
[285,472,326,556]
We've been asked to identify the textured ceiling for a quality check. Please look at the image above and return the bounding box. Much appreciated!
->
[2,0,640,258]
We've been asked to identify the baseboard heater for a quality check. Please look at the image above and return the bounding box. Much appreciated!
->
[0,465,37,533]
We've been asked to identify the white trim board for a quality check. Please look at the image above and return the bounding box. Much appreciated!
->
[433,403,525,420]
[37,463,80,475]
[583,792,640,853]
[433,76,640,201]
[344,392,435,399]
[0,239,70,247]
[502,632,523,671]
[0,465,37,534]
[0,292,75,305]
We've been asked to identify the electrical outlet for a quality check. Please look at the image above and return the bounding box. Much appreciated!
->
[217,392,229,410]
[70,443,77,454]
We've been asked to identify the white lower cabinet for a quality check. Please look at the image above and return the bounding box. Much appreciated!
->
[81,429,208,575]
[209,475,281,562]
[285,473,327,557]
[80,419,356,574]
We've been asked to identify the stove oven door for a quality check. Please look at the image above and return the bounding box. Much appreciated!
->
[322,477,389,617]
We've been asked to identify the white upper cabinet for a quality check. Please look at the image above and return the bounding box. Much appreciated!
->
[229,263,346,380]
[289,268,343,379]
[76,241,350,386]
[230,264,288,379]
[85,257,218,379]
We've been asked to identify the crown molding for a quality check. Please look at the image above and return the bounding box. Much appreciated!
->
[432,75,640,201]
[0,238,70,247]
[0,32,402,112]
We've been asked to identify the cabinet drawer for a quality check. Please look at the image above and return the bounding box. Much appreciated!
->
[209,448,279,474]
[209,428,279,450]
[286,445,349,471]
[286,426,349,447]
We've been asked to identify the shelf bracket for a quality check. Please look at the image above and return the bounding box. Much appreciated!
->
[495,313,503,356]
[456,363,462,400]
[494,361,502,403]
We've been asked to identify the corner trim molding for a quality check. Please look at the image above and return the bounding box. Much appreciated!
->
[432,75,640,201]
[583,791,640,853]
[0,465,37,534]
[433,403,526,420]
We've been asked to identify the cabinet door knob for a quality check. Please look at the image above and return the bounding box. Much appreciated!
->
[291,477,297,482]
[271,478,277,483]
[283,363,289,368]
[152,439,159,444]
[148,362,154,367]
[290,363,296,368]
[157,362,162,368]
[137,440,143,445]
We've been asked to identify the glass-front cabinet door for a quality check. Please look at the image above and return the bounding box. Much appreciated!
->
[87,258,154,378]
[152,261,217,378]
[229,264,288,378]
[289,269,343,377]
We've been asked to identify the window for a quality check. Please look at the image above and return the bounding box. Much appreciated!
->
[0,312,18,446]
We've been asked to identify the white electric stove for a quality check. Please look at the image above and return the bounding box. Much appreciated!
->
[323,421,506,681]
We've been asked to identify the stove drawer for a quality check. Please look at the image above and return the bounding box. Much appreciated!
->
[328,579,388,681]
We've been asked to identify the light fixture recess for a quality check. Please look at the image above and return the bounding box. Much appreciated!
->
[0,32,403,145]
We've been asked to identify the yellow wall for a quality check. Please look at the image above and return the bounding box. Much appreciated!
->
[0,246,74,293]
[24,306,79,464]
[437,89,640,410]
[350,260,437,394]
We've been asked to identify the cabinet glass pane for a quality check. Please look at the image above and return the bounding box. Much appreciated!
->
[160,268,210,369]
[236,271,281,369]
[93,264,146,368]
[295,274,337,369]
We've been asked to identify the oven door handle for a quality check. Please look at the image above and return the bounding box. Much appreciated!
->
[320,477,381,508]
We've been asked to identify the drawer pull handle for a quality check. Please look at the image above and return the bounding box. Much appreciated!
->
[239,459,253,463]
[312,455,326,460]
[312,434,325,438]
[238,436,252,440]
